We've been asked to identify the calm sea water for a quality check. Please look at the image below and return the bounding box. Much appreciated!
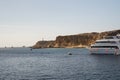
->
[0,48,120,80]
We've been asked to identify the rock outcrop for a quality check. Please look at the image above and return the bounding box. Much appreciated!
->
[32,29,120,48]
[32,41,55,49]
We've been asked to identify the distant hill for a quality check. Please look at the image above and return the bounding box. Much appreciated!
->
[32,29,120,49]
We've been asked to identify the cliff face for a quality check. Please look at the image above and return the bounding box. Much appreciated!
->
[32,29,120,48]
[55,32,99,47]
[32,41,55,49]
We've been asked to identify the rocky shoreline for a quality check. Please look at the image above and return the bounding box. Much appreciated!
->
[32,29,120,49]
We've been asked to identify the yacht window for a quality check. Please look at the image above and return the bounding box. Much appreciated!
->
[91,46,119,49]
[117,36,120,39]
[96,41,116,44]
[104,37,114,39]
[110,41,116,43]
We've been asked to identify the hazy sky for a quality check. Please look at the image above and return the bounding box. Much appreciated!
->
[0,0,120,47]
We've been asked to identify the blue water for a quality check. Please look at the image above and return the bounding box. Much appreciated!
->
[0,48,120,80]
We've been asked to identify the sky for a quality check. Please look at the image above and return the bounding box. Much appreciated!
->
[0,0,120,47]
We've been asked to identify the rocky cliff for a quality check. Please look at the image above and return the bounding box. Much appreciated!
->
[32,41,55,49]
[32,29,120,48]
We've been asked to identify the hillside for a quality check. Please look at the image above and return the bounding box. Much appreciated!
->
[32,29,120,48]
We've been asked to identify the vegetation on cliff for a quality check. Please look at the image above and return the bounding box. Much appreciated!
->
[32,29,120,48]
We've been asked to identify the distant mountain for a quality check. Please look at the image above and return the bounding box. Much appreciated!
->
[32,29,120,49]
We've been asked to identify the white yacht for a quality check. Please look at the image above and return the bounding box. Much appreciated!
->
[90,35,120,55]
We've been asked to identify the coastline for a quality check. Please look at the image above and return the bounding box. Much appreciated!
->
[32,29,120,49]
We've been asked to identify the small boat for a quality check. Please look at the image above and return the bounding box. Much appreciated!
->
[89,34,120,55]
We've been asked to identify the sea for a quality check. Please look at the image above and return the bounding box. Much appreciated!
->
[0,48,120,80]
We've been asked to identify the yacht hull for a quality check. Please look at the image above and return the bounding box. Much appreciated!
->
[90,48,120,55]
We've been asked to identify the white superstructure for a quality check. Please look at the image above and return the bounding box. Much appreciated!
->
[90,35,120,55]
